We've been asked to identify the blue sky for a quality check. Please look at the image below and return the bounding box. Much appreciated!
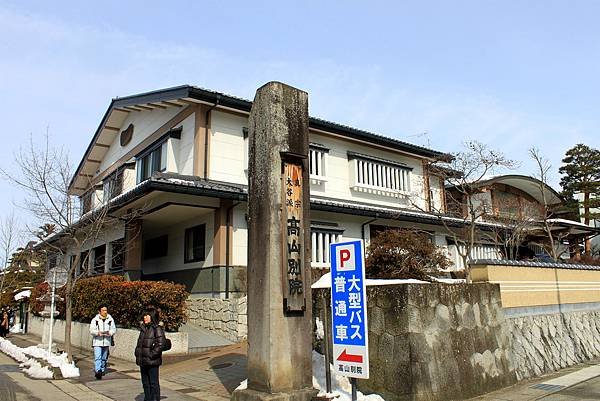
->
[0,1,599,236]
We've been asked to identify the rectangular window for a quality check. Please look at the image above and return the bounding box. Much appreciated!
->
[309,144,329,184]
[136,142,166,183]
[310,222,343,268]
[80,191,93,215]
[93,244,106,275]
[103,169,124,202]
[184,224,206,263]
[348,152,412,196]
[110,239,125,273]
[143,235,168,260]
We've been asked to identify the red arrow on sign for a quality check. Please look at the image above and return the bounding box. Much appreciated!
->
[337,349,363,363]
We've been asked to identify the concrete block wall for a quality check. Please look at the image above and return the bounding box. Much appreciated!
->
[315,283,517,401]
[186,296,247,342]
[508,310,600,380]
[28,316,188,362]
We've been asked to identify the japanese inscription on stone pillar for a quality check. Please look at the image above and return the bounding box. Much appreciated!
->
[282,160,305,312]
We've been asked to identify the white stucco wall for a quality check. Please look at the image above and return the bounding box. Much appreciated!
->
[209,111,248,184]
[99,107,183,173]
[142,212,215,275]
[178,114,196,175]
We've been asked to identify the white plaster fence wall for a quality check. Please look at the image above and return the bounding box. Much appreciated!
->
[28,316,188,362]
[186,296,247,342]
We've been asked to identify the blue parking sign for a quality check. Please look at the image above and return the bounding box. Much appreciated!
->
[330,240,369,379]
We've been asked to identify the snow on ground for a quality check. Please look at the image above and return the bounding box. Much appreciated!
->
[234,351,385,401]
[312,351,385,401]
[0,338,80,378]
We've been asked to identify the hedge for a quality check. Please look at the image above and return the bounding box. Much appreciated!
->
[31,276,189,332]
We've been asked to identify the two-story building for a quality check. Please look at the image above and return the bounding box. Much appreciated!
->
[64,85,515,298]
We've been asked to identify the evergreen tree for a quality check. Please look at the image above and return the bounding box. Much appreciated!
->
[558,144,600,254]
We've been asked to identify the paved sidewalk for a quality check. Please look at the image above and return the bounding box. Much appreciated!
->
[468,359,600,401]
[3,333,247,401]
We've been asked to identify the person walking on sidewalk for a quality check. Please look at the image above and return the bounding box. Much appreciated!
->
[0,310,9,337]
[89,305,116,379]
[134,307,166,401]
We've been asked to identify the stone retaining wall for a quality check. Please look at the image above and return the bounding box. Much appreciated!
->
[315,283,516,401]
[27,316,188,362]
[507,310,600,380]
[186,296,247,342]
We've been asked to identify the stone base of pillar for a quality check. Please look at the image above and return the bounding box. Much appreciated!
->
[231,387,317,401]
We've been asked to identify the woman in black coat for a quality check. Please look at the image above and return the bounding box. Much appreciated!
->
[134,307,166,401]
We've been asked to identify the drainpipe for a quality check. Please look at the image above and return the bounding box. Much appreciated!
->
[204,95,221,179]
[225,201,240,299]
[361,218,378,243]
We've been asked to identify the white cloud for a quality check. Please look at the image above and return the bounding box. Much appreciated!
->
[0,3,597,227]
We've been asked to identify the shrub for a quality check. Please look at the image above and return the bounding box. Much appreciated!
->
[366,229,451,280]
[30,281,66,318]
[34,276,189,332]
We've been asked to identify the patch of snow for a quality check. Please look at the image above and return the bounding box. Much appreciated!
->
[312,351,385,401]
[14,289,31,301]
[235,379,247,390]
[234,352,384,401]
[0,338,79,378]
[10,325,23,334]
[433,277,466,284]
[315,317,324,340]
[21,359,53,379]
[312,272,429,289]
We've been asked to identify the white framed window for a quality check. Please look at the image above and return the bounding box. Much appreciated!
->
[136,141,167,183]
[311,222,343,268]
[348,152,411,197]
[309,144,328,184]
[103,169,124,202]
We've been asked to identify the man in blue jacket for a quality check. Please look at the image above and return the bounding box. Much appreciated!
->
[89,305,116,379]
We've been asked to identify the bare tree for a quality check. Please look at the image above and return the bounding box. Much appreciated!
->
[482,195,543,260]
[413,141,517,282]
[1,134,140,361]
[529,148,568,261]
[0,212,24,299]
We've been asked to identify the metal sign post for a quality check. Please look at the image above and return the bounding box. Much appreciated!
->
[44,265,67,354]
[47,268,56,354]
[329,240,370,387]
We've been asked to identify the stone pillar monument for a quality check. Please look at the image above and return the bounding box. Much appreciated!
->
[232,82,315,401]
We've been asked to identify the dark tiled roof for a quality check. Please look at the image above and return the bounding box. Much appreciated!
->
[471,259,600,271]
